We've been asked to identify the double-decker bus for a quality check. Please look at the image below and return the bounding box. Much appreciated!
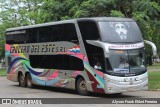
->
[5,17,157,95]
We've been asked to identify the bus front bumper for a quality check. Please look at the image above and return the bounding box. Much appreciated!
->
[105,80,148,94]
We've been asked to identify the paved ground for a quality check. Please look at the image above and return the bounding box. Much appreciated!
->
[0,77,160,98]
[0,77,160,107]
[0,64,159,107]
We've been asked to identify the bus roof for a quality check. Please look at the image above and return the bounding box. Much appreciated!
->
[6,17,134,32]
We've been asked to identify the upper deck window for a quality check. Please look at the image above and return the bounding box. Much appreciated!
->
[6,23,79,44]
[37,23,78,43]
[6,30,26,44]
[78,21,100,40]
[98,21,143,43]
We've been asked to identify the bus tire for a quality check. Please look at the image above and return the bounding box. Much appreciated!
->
[76,77,89,95]
[18,73,26,87]
[26,73,33,88]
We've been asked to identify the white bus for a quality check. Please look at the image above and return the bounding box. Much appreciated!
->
[5,17,157,95]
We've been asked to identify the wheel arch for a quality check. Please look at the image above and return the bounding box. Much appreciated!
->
[75,75,86,90]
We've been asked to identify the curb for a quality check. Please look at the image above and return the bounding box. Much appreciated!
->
[148,89,160,91]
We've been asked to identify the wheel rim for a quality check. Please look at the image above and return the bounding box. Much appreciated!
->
[79,80,87,92]
[20,74,25,86]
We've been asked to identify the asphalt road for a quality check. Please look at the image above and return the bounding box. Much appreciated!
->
[0,77,160,107]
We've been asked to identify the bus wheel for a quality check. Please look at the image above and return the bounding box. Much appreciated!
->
[76,78,89,95]
[19,73,26,87]
[26,73,33,88]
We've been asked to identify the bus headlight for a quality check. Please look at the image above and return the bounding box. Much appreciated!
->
[108,87,112,90]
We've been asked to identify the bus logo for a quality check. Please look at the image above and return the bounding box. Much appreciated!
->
[130,78,133,85]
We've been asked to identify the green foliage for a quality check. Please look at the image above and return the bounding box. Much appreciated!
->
[0,0,160,58]
[0,69,6,76]
[148,71,160,90]
[110,10,125,17]
[41,0,66,21]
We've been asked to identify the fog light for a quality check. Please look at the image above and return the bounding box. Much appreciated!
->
[135,77,139,81]
[108,87,112,90]
[124,78,129,82]
[105,78,110,82]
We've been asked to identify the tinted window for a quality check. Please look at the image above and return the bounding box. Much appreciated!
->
[26,29,37,43]
[29,55,84,70]
[70,56,84,70]
[78,21,105,72]
[63,24,79,43]
[37,23,79,43]
[6,31,26,44]
[6,23,79,44]
[99,22,143,43]
[78,21,100,40]
[36,25,60,42]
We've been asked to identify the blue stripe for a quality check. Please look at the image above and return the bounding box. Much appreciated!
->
[25,64,42,76]
[7,57,27,73]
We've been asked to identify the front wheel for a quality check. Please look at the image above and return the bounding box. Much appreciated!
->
[19,73,26,87]
[26,73,33,88]
[76,78,89,95]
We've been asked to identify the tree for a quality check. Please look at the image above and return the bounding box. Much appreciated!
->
[0,0,44,58]
[132,0,160,61]
[0,0,160,59]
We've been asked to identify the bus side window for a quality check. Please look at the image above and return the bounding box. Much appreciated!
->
[24,24,79,43]
[78,21,105,72]
[6,32,26,44]
[25,28,39,43]
[63,24,79,44]
[70,56,84,70]
[51,26,62,42]
[37,27,49,42]
[29,55,84,70]
[78,21,100,40]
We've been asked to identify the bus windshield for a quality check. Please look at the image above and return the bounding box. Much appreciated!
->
[98,21,143,43]
[106,48,146,76]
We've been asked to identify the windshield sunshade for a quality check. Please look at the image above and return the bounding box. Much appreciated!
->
[99,22,143,43]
